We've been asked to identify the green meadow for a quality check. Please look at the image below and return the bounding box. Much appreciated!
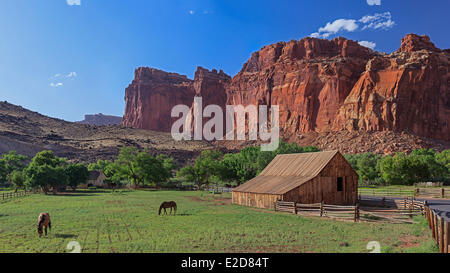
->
[0,190,438,253]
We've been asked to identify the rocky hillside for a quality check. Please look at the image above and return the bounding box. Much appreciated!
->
[122,34,450,145]
[77,113,122,126]
[0,101,212,164]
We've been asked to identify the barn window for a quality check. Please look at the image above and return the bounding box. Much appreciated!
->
[337,177,343,192]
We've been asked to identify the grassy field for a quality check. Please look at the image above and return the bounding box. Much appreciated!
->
[0,190,438,253]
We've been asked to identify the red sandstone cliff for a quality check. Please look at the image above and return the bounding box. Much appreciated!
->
[122,34,450,142]
[332,34,449,140]
[122,68,195,132]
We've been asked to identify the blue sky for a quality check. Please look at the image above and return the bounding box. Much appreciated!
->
[0,0,449,121]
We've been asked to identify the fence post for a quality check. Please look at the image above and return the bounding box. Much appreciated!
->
[354,203,359,222]
[445,221,449,254]
[438,216,444,253]
[320,201,324,217]
[442,188,445,199]
[294,202,297,214]
[415,188,419,197]
[434,213,439,243]
[431,210,436,239]
[381,197,385,207]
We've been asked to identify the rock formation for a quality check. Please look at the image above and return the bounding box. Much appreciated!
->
[77,113,122,126]
[122,34,450,142]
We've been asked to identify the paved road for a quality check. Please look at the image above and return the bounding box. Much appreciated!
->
[361,196,450,221]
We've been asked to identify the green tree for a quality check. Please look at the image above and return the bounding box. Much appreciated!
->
[23,150,67,194]
[116,147,140,188]
[103,162,126,190]
[356,153,382,184]
[0,151,28,185]
[177,150,222,189]
[8,170,26,192]
[410,149,445,180]
[65,163,90,190]
[88,159,111,172]
[379,152,429,185]
[435,150,450,179]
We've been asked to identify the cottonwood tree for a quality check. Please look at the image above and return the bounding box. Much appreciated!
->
[23,150,68,194]
[9,170,26,192]
[0,151,28,186]
[65,163,90,190]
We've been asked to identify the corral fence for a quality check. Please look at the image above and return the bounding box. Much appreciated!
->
[358,188,450,199]
[424,203,450,253]
[359,197,425,224]
[274,201,360,222]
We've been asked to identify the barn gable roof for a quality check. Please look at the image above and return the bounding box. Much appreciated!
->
[233,150,339,195]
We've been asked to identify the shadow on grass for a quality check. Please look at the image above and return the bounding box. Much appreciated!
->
[54,234,77,239]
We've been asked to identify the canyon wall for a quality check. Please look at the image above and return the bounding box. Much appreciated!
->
[122,34,450,142]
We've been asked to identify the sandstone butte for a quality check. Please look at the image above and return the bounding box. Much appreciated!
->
[121,34,450,142]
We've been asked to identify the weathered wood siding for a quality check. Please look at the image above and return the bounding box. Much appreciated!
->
[284,153,358,205]
[232,151,358,208]
[232,191,282,209]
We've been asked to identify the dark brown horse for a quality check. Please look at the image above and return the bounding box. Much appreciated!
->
[37,212,51,237]
[159,201,177,215]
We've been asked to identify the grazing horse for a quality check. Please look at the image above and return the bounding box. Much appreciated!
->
[37,212,51,237]
[159,201,177,215]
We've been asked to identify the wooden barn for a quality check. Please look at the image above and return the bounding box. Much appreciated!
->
[232,150,358,209]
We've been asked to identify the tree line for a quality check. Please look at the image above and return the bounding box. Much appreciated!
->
[0,147,175,194]
[345,149,449,186]
[176,142,320,189]
[1,145,449,193]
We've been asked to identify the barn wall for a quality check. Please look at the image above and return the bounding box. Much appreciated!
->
[283,153,358,205]
[232,191,281,209]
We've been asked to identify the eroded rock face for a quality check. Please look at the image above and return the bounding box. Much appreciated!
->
[122,34,450,142]
[227,37,376,136]
[121,68,195,132]
[333,36,449,141]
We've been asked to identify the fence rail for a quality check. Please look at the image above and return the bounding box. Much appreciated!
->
[358,188,450,199]
[1,190,29,200]
[359,198,425,223]
[424,203,450,253]
[275,201,360,222]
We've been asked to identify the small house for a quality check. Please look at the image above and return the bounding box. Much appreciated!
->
[79,170,106,189]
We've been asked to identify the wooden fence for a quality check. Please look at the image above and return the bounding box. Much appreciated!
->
[274,201,360,222]
[424,203,450,253]
[359,197,425,223]
[1,190,29,200]
[358,188,450,199]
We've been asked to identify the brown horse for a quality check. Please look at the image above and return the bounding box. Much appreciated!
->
[37,212,51,237]
[159,201,177,215]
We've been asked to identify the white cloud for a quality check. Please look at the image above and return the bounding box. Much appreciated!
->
[67,72,77,78]
[66,0,81,6]
[50,82,63,87]
[311,19,358,38]
[358,41,376,50]
[366,0,381,6]
[360,12,394,30]
[189,10,195,15]
[310,12,395,38]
